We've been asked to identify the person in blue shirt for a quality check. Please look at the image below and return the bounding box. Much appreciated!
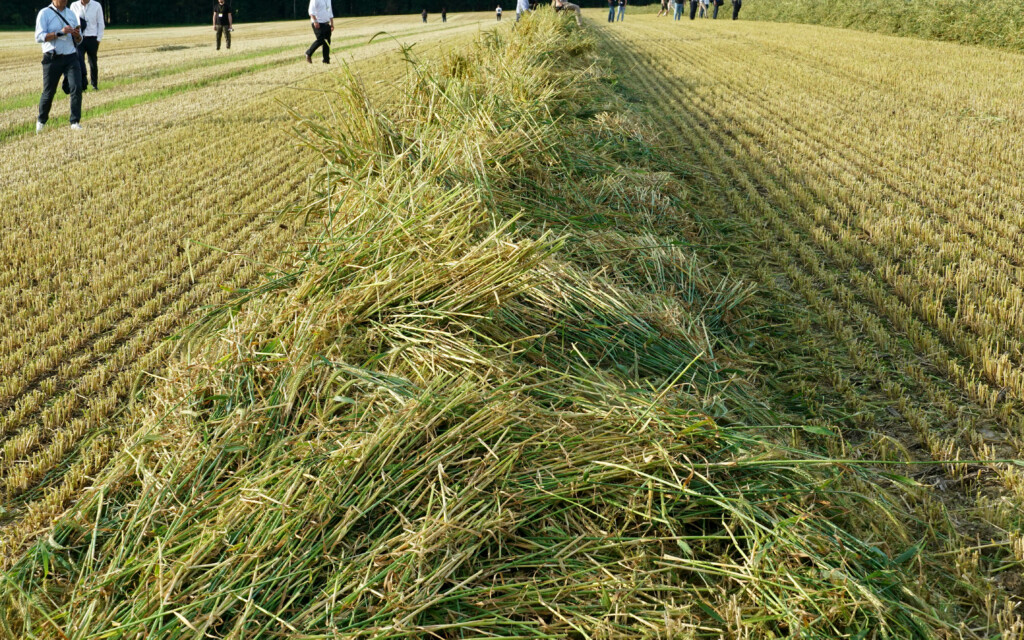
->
[35,0,84,132]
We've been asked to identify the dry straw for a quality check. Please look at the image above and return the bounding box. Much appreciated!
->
[0,10,957,639]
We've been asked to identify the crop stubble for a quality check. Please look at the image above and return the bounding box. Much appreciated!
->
[597,15,1023,622]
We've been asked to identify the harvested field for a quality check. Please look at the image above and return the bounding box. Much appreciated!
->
[593,12,1024,633]
[0,14,493,559]
[0,8,1022,639]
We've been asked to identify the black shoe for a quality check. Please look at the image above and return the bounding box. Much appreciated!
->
[305,54,312,63]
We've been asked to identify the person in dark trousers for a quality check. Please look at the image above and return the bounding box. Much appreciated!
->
[35,0,83,132]
[607,0,615,22]
[213,0,233,50]
[70,0,102,90]
[422,8,427,22]
[657,0,668,17]
[441,7,447,21]
[712,0,723,18]
[305,0,333,63]
[689,0,698,19]
[732,0,741,19]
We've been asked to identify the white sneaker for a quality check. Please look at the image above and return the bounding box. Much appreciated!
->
[70,123,82,130]
[36,121,44,133]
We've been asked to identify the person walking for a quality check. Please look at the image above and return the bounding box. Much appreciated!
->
[212,0,233,50]
[689,0,698,19]
[421,8,428,22]
[607,0,615,22]
[496,5,502,21]
[712,0,723,18]
[305,0,332,64]
[616,0,625,21]
[516,0,530,21]
[732,0,741,19]
[35,0,83,132]
[552,0,582,26]
[69,0,102,90]
[441,7,447,22]
[657,0,668,17]
[673,0,684,19]
[698,0,707,18]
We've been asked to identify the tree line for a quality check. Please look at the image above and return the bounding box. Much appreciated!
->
[2,0,620,27]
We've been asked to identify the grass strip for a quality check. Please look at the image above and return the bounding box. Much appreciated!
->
[745,0,1024,52]
[0,44,296,114]
[0,23,470,142]
[0,55,296,142]
[0,22,464,115]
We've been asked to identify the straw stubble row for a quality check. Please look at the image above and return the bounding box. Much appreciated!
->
[600,19,1022,633]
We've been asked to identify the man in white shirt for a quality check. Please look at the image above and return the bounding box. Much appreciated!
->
[35,0,84,132]
[305,0,333,64]
[70,0,103,90]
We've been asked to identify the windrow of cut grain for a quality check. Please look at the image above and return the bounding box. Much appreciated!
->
[1,10,957,638]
